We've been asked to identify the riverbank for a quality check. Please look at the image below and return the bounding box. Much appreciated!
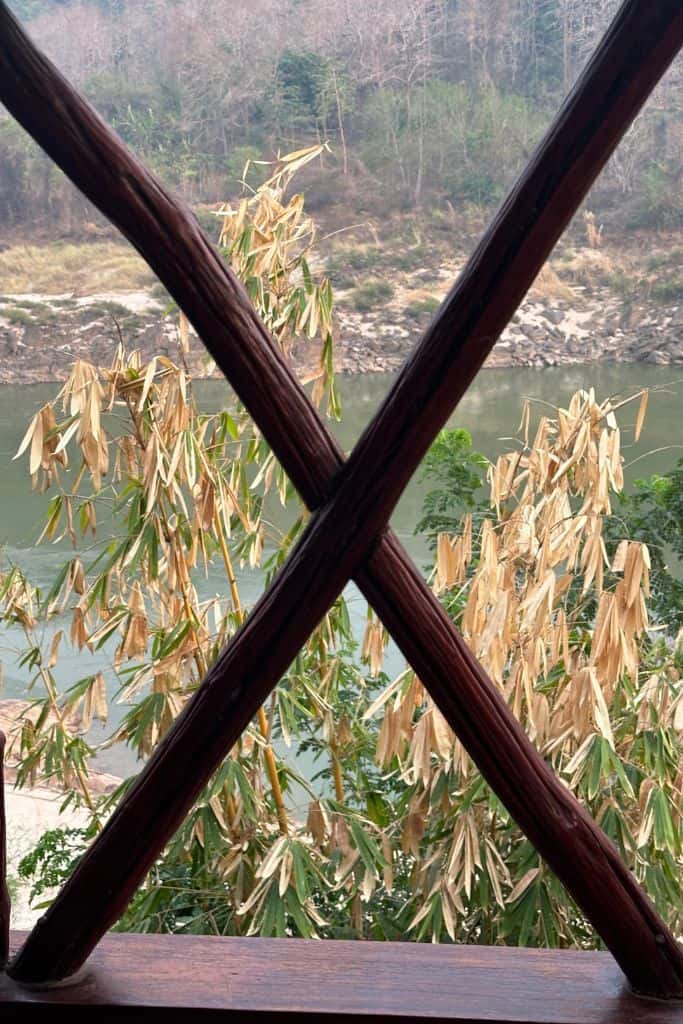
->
[336,282,683,374]
[1,283,681,384]
[0,232,681,382]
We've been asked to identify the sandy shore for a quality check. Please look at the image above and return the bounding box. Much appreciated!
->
[3,784,87,928]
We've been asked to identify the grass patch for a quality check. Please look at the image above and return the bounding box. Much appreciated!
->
[650,276,683,303]
[405,295,441,320]
[5,297,42,309]
[2,306,34,325]
[149,281,171,303]
[0,242,155,295]
[326,245,380,281]
[123,314,146,331]
[329,271,359,291]
[84,300,133,320]
[2,297,57,318]
[556,248,620,291]
[605,270,636,299]
[646,247,683,271]
[529,263,575,302]
[349,279,394,314]
[391,245,430,273]
[340,247,377,272]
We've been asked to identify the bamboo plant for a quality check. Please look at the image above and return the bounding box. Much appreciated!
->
[1,157,681,942]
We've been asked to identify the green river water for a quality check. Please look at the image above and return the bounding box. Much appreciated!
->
[0,364,681,780]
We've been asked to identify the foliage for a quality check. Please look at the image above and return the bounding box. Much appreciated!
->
[626,162,683,231]
[349,280,394,314]
[416,428,488,544]
[18,827,91,905]
[2,0,681,951]
[2,0,679,228]
[415,390,682,943]
[3,146,384,939]
[272,50,346,142]
[7,345,682,944]
[606,457,683,632]
[215,143,338,414]
[87,73,205,195]
[362,82,548,207]
[404,296,440,321]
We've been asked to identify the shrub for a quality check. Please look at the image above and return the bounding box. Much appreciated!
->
[350,279,394,313]
[626,163,683,230]
[3,306,33,325]
[650,276,683,303]
[391,246,430,273]
[405,296,440,321]
[88,300,131,319]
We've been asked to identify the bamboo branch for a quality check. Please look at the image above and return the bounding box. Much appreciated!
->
[1,0,682,997]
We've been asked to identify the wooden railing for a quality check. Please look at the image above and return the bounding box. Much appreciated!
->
[0,0,682,1014]
[3,931,682,1024]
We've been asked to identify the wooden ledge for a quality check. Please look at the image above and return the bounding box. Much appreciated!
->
[2,933,683,1022]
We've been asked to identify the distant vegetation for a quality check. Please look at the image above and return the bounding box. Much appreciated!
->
[0,240,153,293]
[2,0,681,235]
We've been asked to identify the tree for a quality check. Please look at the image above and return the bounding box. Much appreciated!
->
[3,0,680,225]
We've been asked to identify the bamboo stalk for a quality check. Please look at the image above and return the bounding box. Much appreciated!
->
[331,747,345,805]
[214,505,288,835]
[1,732,9,971]
[37,667,95,815]
[259,725,289,836]
[1,0,682,997]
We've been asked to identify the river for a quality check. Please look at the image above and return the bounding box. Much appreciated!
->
[0,363,681,779]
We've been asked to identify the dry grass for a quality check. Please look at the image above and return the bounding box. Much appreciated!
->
[529,262,576,302]
[558,248,619,288]
[0,242,155,295]
[402,285,445,304]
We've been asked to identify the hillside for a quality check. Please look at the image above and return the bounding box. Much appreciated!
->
[2,0,681,238]
[1,0,680,380]
[1,220,681,382]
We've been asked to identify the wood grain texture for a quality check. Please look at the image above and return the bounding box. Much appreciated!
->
[2,932,683,1024]
[1,0,682,997]
[0,734,9,969]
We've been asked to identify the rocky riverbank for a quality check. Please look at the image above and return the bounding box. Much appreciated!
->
[334,281,683,374]
[0,268,681,384]
[0,291,199,385]
[0,699,120,796]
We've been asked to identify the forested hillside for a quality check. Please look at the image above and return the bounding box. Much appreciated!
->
[1,0,681,235]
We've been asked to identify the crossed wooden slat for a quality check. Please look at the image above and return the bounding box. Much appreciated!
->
[1,0,682,998]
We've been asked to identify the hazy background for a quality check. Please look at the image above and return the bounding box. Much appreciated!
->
[2,0,681,236]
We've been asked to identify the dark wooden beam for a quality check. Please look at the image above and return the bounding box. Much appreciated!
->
[0,733,9,970]
[3,932,683,1024]
[1,0,682,998]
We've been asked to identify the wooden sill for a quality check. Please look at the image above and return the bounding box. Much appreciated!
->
[2,933,682,1022]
